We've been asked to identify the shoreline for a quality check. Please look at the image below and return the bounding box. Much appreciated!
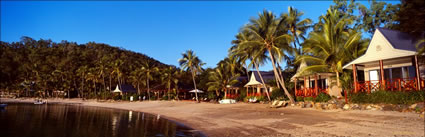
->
[2,98,424,137]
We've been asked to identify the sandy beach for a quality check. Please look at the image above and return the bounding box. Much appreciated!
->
[2,98,424,137]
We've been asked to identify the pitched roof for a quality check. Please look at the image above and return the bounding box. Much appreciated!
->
[377,28,419,52]
[121,84,137,93]
[343,28,420,69]
[244,71,275,86]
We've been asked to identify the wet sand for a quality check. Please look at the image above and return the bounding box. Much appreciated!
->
[2,98,424,137]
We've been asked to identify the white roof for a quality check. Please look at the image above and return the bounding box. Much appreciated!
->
[113,85,121,93]
[189,89,204,93]
[343,28,416,69]
[244,73,262,87]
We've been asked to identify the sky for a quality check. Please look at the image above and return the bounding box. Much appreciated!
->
[0,1,399,71]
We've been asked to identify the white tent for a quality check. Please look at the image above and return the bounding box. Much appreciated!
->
[188,89,204,93]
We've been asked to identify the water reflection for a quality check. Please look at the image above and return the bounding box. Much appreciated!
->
[0,103,202,137]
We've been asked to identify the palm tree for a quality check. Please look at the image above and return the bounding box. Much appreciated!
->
[230,31,253,81]
[238,10,295,103]
[282,6,312,54]
[416,39,425,55]
[207,63,240,99]
[232,36,273,101]
[298,8,367,87]
[76,65,88,98]
[86,67,98,97]
[141,60,159,100]
[111,59,123,90]
[130,68,144,95]
[161,66,178,100]
[172,70,182,100]
[179,50,204,102]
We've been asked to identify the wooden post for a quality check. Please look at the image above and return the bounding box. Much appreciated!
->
[246,87,248,96]
[315,74,318,96]
[379,60,385,89]
[304,76,307,97]
[294,78,298,96]
[415,55,421,90]
[352,64,358,93]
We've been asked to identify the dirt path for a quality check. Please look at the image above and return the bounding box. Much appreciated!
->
[2,98,424,137]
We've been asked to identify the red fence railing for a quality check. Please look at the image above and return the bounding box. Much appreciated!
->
[354,77,424,93]
[295,88,328,97]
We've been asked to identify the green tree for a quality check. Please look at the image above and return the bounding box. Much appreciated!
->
[393,0,425,37]
[282,6,312,54]
[161,66,178,100]
[298,8,368,88]
[237,10,295,103]
[141,60,159,100]
[207,63,239,98]
[179,50,204,102]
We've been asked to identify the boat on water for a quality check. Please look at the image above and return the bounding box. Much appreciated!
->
[34,99,46,105]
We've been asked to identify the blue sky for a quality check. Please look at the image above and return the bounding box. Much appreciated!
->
[1,1,399,71]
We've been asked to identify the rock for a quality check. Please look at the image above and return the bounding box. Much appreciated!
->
[280,113,285,116]
[321,103,328,110]
[314,103,321,109]
[327,103,336,110]
[366,105,373,110]
[351,104,360,110]
[343,104,350,110]
[402,109,412,113]
[409,104,417,109]
[305,102,313,108]
[382,105,395,111]
[327,98,338,104]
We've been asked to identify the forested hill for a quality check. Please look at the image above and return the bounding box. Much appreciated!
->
[0,36,171,94]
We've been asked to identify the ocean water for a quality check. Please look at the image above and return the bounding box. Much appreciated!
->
[0,103,203,137]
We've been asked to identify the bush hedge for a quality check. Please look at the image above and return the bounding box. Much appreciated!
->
[350,90,425,105]
[314,93,332,102]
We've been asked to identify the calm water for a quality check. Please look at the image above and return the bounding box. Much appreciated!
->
[0,103,203,137]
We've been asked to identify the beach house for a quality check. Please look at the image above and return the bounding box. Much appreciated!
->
[243,71,275,97]
[343,28,424,93]
[291,61,341,97]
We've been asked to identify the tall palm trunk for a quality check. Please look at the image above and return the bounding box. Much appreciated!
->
[267,48,295,103]
[245,63,250,80]
[335,70,340,87]
[147,75,150,101]
[190,67,199,102]
[109,75,112,92]
[81,75,84,99]
[254,62,271,101]
[102,74,106,93]
[167,79,171,100]
[137,81,140,95]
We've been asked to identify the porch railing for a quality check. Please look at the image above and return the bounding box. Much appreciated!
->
[354,77,424,93]
[295,88,328,97]
[225,94,239,99]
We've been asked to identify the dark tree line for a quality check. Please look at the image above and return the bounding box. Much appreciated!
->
[0,36,180,98]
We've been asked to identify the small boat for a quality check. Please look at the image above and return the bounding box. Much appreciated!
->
[34,99,46,105]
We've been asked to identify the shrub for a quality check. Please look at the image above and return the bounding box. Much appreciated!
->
[314,93,331,102]
[296,96,304,102]
[270,88,285,100]
[256,95,265,101]
[235,91,246,101]
[207,92,216,100]
[350,90,425,105]
[304,97,314,102]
